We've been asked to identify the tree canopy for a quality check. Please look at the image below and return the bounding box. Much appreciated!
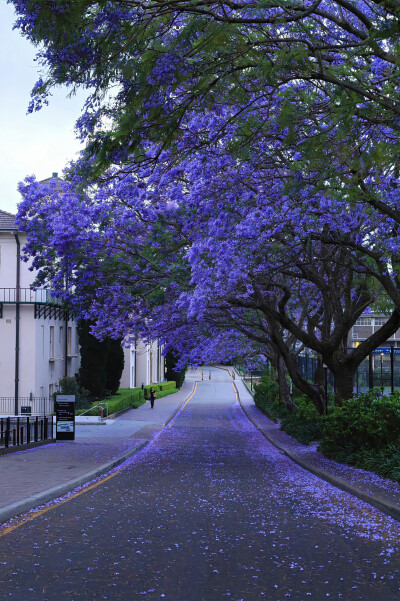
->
[11,0,400,411]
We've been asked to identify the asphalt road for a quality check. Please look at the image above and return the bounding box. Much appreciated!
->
[0,368,399,600]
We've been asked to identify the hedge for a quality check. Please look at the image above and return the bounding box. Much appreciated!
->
[159,381,176,392]
[143,381,176,399]
[76,387,145,416]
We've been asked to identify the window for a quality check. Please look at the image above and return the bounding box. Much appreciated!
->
[49,326,55,359]
[67,327,72,355]
[374,317,387,326]
[355,318,371,326]
[49,384,54,398]
[59,326,64,357]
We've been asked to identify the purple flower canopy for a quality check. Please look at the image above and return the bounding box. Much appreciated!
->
[11,0,400,407]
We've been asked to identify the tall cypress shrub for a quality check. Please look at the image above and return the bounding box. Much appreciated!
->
[77,320,109,400]
[165,349,185,389]
[106,339,125,395]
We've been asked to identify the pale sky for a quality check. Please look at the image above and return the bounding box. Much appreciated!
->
[0,1,87,214]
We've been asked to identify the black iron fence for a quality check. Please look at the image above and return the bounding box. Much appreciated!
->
[0,415,54,450]
[0,397,54,416]
[296,348,400,395]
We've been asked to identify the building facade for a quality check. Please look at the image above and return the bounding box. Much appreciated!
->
[350,313,400,348]
[0,210,80,414]
[120,339,165,389]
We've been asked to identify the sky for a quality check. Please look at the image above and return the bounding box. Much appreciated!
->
[0,1,87,214]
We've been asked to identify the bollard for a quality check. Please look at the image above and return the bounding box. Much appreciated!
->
[209,371,211,380]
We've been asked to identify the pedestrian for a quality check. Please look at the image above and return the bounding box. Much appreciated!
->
[149,387,156,409]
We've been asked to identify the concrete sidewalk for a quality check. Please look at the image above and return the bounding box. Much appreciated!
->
[0,373,198,524]
[233,375,400,522]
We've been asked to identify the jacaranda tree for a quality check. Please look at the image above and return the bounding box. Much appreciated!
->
[10,0,400,409]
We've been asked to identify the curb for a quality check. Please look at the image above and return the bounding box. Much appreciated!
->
[163,381,197,426]
[0,380,197,524]
[233,382,400,522]
[0,440,149,525]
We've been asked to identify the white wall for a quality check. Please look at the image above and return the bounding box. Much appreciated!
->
[120,339,165,389]
[0,229,80,406]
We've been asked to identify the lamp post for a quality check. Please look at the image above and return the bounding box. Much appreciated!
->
[380,353,384,393]
[323,364,328,408]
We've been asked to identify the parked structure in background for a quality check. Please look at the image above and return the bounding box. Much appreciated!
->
[120,339,165,388]
[0,209,80,415]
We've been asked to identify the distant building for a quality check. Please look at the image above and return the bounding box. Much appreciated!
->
[120,339,165,388]
[350,313,400,348]
[0,209,80,414]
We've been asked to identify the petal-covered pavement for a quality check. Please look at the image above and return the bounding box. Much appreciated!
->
[0,367,399,600]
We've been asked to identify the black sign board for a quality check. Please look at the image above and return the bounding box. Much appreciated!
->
[56,395,75,440]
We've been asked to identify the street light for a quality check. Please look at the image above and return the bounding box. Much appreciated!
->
[381,353,384,393]
[323,364,328,408]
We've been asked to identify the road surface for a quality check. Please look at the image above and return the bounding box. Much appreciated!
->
[0,367,399,600]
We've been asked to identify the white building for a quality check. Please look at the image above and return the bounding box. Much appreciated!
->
[120,339,165,389]
[0,210,80,415]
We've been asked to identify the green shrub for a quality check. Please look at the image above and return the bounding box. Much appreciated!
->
[320,388,400,457]
[165,349,186,388]
[155,388,178,400]
[76,384,178,417]
[355,444,400,481]
[159,381,176,392]
[280,396,324,444]
[254,376,283,421]
[77,387,145,416]
[254,373,323,444]
[55,376,91,411]
[143,381,175,399]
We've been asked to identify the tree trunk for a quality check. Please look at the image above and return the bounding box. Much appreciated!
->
[277,356,296,413]
[332,365,356,405]
[313,360,328,413]
[276,345,327,415]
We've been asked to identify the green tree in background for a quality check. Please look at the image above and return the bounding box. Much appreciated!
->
[77,320,125,400]
[165,349,185,389]
[106,338,125,396]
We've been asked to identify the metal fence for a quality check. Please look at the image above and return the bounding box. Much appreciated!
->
[0,415,54,450]
[0,397,54,416]
[0,288,62,304]
[296,348,400,395]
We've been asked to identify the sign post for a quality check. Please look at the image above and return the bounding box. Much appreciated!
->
[55,395,76,441]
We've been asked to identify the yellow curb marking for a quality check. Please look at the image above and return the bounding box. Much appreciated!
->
[1,383,199,537]
[0,466,127,538]
[167,381,197,428]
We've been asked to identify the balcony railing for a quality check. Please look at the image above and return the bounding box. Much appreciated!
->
[0,288,62,305]
[0,397,54,416]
